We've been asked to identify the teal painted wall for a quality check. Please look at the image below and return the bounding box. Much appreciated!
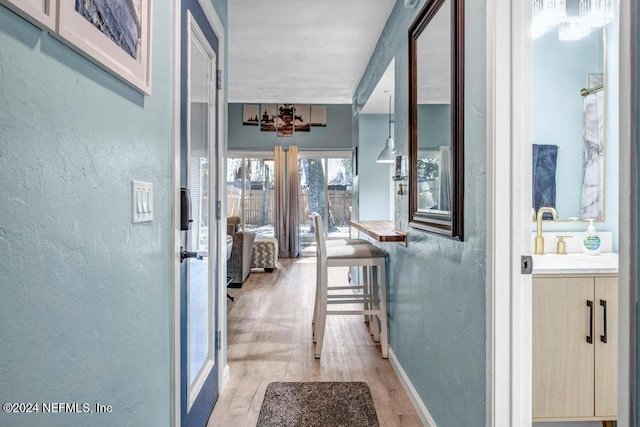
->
[0,1,226,425]
[353,1,486,425]
[418,104,451,150]
[358,114,392,221]
[228,103,352,151]
[532,18,619,251]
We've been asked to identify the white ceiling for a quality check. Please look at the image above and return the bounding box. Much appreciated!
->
[360,58,395,114]
[227,0,396,104]
[416,0,450,104]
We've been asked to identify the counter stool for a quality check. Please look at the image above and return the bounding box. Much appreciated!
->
[311,213,388,359]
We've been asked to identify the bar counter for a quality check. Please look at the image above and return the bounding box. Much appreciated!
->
[349,220,407,244]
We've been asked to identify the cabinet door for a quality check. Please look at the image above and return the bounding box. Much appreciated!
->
[595,277,618,417]
[533,277,594,418]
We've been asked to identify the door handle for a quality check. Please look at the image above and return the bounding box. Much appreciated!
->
[586,300,593,344]
[600,299,608,343]
[180,248,203,263]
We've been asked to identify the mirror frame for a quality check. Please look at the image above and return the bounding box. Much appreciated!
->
[408,0,464,240]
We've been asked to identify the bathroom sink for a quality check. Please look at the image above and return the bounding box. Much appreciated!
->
[532,252,618,275]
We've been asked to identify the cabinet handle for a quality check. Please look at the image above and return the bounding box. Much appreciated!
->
[600,299,608,343]
[586,300,593,344]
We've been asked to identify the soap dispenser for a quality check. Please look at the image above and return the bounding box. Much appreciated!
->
[582,219,601,256]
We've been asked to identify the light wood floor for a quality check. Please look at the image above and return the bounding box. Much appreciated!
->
[208,258,422,427]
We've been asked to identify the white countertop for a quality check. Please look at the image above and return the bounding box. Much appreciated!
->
[532,252,618,275]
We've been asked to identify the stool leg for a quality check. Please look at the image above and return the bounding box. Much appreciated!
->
[312,258,320,341]
[379,261,389,359]
[314,262,328,359]
[370,265,380,342]
[362,266,370,325]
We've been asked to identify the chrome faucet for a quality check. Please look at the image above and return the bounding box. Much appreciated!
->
[535,207,558,255]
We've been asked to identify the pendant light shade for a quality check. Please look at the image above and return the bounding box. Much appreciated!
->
[376,92,396,163]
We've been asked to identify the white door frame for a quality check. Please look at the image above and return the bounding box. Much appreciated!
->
[617,1,637,425]
[172,2,228,425]
[486,1,533,425]
[487,1,637,425]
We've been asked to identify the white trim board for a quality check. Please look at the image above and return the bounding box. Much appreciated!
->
[171,3,181,426]
[388,347,437,427]
[196,0,229,398]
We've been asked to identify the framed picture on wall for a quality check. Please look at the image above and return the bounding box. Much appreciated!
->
[242,104,259,126]
[260,104,277,132]
[55,0,153,95]
[310,105,327,127]
[277,103,294,137]
[293,104,310,132]
[0,0,57,32]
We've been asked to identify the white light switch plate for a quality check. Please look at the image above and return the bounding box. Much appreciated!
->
[132,181,153,223]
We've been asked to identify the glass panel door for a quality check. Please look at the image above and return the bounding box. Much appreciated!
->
[298,155,353,249]
[243,158,275,237]
[225,156,275,237]
[298,157,326,250]
[326,157,352,239]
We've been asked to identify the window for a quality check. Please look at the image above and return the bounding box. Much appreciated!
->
[226,155,275,237]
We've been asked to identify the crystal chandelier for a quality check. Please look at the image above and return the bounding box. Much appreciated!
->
[585,0,614,27]
[532,0,614,40]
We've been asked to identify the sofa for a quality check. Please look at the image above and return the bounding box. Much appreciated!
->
[226,217,256,287]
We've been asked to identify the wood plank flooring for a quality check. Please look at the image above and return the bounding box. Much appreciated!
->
[208,258,422,427]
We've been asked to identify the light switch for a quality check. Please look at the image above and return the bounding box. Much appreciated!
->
[132,181,153,223]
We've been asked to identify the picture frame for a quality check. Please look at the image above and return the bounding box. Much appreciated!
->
[310,105,327,127]
[276,103,294,137]
[260,104,277,132]
[55,0,153,95]
[0,0,57,32]
[293,104,310,132]
[242,104,259,126]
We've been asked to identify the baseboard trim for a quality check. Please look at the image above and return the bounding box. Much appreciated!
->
[221,364,230,391]
[388,347,437,427]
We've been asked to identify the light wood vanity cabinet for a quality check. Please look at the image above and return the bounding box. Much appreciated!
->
[533,274,618,422]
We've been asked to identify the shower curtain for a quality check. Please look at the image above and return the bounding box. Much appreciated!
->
[580,90,604,220]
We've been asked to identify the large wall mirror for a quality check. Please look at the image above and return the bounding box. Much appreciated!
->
[532,26,606,221]
[408,0,464,239]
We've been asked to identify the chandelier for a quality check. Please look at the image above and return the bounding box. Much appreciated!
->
[532,0,614,40]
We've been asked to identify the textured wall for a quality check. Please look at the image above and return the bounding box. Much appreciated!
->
[353,1,487,425]
[227,103,352,151]
[357,114,392,221]
[0,3,174,426]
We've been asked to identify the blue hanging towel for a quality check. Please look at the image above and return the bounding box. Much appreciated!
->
[532,144,558,219]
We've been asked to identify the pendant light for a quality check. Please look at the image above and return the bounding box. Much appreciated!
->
[376,91,396,163]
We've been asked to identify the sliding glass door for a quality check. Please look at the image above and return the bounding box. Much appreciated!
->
[298,153,352,250]
[226,155,275,237]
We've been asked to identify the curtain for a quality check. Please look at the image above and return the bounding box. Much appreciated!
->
[274,146,288,257]
[580,91,604,220]
[287,146,300,257]
[274,146,300,258]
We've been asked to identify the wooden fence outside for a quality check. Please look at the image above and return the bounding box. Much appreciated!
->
[226,186,352,227]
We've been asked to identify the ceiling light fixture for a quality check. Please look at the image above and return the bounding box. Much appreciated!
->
[531,0,613,40]
[376,91,396,163]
